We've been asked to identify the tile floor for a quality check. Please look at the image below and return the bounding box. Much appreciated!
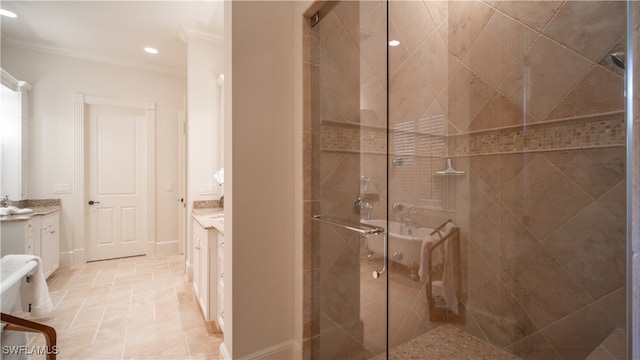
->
[21,254,222,359]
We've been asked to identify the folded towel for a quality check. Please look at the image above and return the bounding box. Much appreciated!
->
[0,207,33,216]
[1,255,53,318]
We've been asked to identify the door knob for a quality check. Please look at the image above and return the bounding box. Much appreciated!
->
[88,200,100,205]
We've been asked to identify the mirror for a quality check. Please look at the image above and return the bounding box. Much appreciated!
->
[1,69,31,201]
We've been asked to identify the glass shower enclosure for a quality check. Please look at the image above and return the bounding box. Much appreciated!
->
[303,1,630,359]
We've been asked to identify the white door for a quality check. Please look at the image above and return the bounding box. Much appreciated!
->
[86,104,148,261]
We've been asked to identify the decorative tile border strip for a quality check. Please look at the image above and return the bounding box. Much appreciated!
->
[320,111,625,156]
[449,111,625,156]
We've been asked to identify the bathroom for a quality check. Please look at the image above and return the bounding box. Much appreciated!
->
[1,1,638,359]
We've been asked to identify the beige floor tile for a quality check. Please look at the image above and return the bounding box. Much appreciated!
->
[24,254,223,360]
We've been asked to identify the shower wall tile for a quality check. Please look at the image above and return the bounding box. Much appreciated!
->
[320,154,360,220]
[598,34,626,78]
[311,10,345,62]
[424,1,448,26]
[543,1,626,62]
[389,1,436,55]
[544,147,626,200]
[353,4,387,87]
[319,32,361,122]
[449,114,625,157]
[469,153,531,195]
[594,287,627,337]
[447,65,496,133]
[497,1,562,32]
[465,276,537,347]
[598,180,626,221]
[469,93,538,132]
[545,66,625,121]
[389,57,436,121]
[414,31,449,98]
[499,35,592,120]
[542,201,626,300]
[498,245,593,329]
[501,155,593,240]
[319,244,361,325]
[505,332,562,360]
[469,200,539,274]
[332,1,359,35]
[459,233,495,297]
[463,11,537,89]
[541,297,617,360]
[388,20,410,77]
[447,0,495,60]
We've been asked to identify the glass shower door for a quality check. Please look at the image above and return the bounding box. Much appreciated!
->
[385,1,629,359]
[305,1,389,358]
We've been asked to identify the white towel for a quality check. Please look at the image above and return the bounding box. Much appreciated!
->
[418,223,459,315]
[1,255,53,318]
[418,235,442,282]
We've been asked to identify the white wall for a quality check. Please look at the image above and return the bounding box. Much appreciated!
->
[224,1,300,358]
[1,45,185,266]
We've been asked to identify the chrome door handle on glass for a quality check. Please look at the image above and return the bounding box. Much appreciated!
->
[312,214,387,280]
[372,233,387,279]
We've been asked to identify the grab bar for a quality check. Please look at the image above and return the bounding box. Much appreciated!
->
[311,215,384,235]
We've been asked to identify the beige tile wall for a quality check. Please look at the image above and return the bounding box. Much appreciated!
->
[305,1,628,359]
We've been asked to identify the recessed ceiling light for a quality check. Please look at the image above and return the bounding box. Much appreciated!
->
[0,9,18,18]
[389,40,400,47]
[144,47,159,55]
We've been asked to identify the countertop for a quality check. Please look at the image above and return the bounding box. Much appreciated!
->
[192,208,224,234]
[0,205,62,223]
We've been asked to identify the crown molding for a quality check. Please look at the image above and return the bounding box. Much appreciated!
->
[179,24,224,44]
[3,38,186,76]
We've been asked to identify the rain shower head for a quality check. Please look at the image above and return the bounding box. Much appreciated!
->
[611,52,625,69]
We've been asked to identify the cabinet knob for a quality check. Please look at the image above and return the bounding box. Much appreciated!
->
[219,242,224,248]
[88,200,100,205]
[220,273,224,279]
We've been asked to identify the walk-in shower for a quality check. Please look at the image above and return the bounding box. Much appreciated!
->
[302,1,631,359]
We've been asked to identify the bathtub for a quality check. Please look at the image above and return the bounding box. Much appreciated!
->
[361,219,435,273]
[1,255,38,313]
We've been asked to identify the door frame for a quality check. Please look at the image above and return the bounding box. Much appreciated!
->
[73,94,156,265]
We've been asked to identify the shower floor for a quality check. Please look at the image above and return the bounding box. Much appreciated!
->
[382,324,520,360]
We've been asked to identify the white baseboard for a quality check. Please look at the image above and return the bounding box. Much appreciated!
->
[155,240,179,255]
[236,340,296,360]
[220,343,231,360]
[59,251,74,268]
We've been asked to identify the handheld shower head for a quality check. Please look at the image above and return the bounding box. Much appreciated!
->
[611,52,625,69]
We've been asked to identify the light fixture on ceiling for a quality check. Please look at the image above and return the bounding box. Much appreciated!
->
[389,40,400,47]
[144,47,159,55]
[0,9,18,18]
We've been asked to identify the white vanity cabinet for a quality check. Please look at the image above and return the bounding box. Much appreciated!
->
[216,233,225,330]
[192,219,219,324]
[191,215,225,332]
[0,210,60,279]
[38,212,60,278]
[1,219,35,255]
